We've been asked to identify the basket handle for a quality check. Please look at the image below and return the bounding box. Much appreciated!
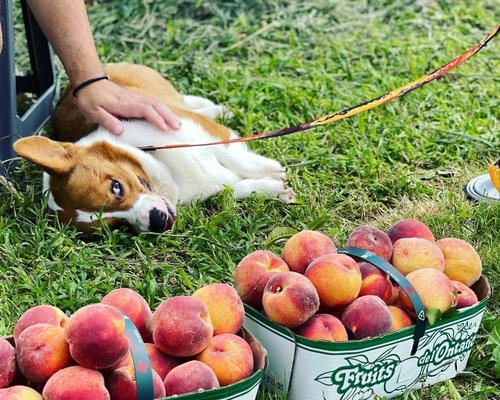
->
[337,247,426,355]
[122,314,154,400]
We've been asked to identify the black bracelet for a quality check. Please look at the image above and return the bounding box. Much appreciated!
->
[72,75,110,97]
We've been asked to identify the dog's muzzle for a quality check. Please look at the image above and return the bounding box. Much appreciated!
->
[149,206,175,233]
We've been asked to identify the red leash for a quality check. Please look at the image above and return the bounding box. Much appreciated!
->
[141,25,498,152]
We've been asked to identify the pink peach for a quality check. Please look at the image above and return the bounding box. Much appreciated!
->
[193,283,245,335]
[14,305,67,343]
[152,296,213,357]
[262,271,320,328]
[388,306,413,332]
[391,238,445,275]
[305,254,362,308]
[296,314,348,342]
[451,281,478,309]
[196,334,253,387]
[144,343,179,380]
[65,304,129,369]
[437,238,482,287]
[107,365,165,400]
[43,366,110,400]
[0,338,16,388]
[281,230,336,274]
[0,386,43,400]
[101,288,153,342]
[235,250,289,308]
[342,296,392,339]
[346,225,393,260]
[358,261,393,303]
[164,361,219,396]
[387,219,435,243]
[400,268,455,314]
[16,324,71,383]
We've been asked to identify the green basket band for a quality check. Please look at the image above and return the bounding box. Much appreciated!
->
[123,314,154,400]
[338,247,426,355]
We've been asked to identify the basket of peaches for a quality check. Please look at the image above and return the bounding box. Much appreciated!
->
[235,219,482,340]
[0,284,266,400]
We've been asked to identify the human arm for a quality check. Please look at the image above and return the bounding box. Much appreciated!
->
[26,0,180,134]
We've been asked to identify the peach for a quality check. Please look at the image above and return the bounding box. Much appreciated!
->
[452,281,478,309]
[193,283,245,335]
[387,219,435,243]
[107,365,165,400]
[0,338,16,388]
[305,254,361,308]
[400,269,455,314]
[144,343,179,380]
[0,386,43,400]
[295,314,348,342]
[101,288,153,342]
[436,238,482,287]
[196,334,253,387]
[103,353,133,377]
[358,261,393,303]
[235,250,289,308]
[164,361,219,396]
[43,366,109,400]
[14,305,67,343]
[152,296,213,357]
[262,271,319,328]
[65,304,129,369]
[16,324,71,383]
[386,285,400,305]
[346,225,393,260]
[388,306,413,332]
[281,230,336,274]
[391,238,445,275]
[342,296,392,339]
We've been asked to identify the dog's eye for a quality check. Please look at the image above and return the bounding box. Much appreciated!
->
[139,178,152,191]
[111,180,124,199]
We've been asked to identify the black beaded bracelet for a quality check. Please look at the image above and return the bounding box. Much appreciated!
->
[72,75,110,97]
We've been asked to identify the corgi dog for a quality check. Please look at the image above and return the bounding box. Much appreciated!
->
[14,63,294,233]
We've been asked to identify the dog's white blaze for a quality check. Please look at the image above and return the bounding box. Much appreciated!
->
[76,193,172,231]
[43,173,63,211]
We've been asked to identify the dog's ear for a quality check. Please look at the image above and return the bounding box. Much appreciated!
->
[14,136,79,174]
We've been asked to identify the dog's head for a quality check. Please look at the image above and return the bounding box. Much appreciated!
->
[14,136,175,234]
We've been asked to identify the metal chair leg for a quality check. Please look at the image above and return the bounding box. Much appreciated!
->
[0,0,18,163]
[0,0,56,170]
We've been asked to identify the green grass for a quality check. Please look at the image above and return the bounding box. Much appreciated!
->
[2,0,499,399]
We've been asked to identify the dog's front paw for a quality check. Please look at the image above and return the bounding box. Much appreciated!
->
[220,106,234,120]
[279,182,296,203]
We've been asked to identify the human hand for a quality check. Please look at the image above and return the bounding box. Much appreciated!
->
[74,79,181,135]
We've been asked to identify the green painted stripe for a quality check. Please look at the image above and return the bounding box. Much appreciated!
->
[295,304,487,354]
[168,369,263,399]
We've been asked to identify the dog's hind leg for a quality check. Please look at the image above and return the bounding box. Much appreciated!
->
[231,177,295,203]
[215,142,286,181]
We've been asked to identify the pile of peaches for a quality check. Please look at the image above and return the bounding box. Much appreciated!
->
[235,219,482,342]
[0,284,252,400]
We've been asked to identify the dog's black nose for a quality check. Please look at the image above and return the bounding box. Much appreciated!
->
[149,208,172,232]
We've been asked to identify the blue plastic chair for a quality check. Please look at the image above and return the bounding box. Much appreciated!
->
[0,0,56,169]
